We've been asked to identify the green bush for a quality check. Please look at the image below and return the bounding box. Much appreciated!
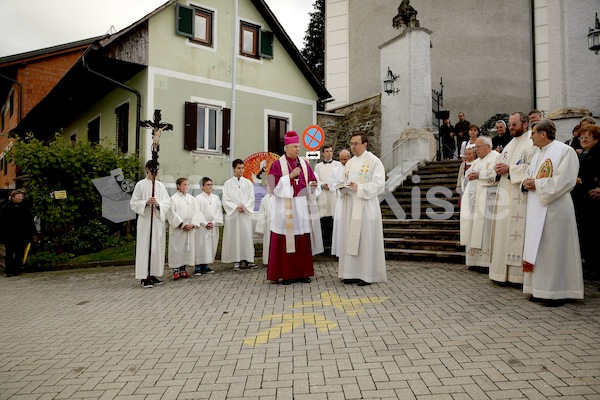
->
[56,220,124,255]
[26,250,74,271]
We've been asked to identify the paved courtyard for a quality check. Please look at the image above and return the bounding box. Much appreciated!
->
[1,258,599,400]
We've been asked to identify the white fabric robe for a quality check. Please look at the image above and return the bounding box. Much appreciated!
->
[338,151,387,283]
[130,178,171,279]
[255,194,273,265]
[194,192,223,265]
[314,160,341,218]
[459,158,481,246]
[221,176,255,263]
[523,142,584,300]
[489,132,534,283]
[466,150,500,267]
[328,164,345,257]
[168,192,202,268]
[270,162,322,240]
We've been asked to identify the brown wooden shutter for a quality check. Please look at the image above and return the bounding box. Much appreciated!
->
[184,102,197,150]
[222,107,231,154]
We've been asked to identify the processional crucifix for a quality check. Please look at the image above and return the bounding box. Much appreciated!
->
[140,110,173,281]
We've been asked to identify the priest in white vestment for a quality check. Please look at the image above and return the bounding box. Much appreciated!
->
[267,131,322,284]
[130,160,171,288]
[459,151,481,247]
[168,178,203,278]
[221,159,255,269]
[465,137,499,269]
[314,145,342,254]
[338,133,386,286]
[194,177,223,275]
[255,193,273,266]
[489,112,535,283]
[521,120,583,305]
[329,149,351,257]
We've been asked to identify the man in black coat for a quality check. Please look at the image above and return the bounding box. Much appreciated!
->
[0,190,37,276]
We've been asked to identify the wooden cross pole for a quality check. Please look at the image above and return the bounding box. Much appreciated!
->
[140,110,173,281]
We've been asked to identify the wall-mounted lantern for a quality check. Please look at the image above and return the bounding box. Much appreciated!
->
[383,67,400,95]
[588,12,600,54]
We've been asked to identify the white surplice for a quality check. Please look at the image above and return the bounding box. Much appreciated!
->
[328,164,345,257]
[522,141,583,300]
[130,178,171,279]
[314,160,341,218]
[255,194,273,265]
[338,151,387,283]
[459,158,481,246]
[168,191,202,268]
[489,132,534,283]
[194,192,222,265]
[221,176,255,263]
[466,150,500,267]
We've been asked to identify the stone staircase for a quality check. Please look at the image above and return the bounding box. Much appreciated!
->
[381,159,465,263]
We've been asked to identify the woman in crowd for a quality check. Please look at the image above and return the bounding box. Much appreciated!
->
[459,124,480,160]
[572,124,600,280]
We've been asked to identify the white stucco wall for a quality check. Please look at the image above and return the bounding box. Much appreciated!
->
[380,28,432,170]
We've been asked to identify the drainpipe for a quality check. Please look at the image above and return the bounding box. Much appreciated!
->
[229,0,239,177]
[530,0,537,110]
[82,56,142,157]
[0,73,22,124]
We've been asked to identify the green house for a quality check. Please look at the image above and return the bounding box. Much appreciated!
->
[12,0,330,188]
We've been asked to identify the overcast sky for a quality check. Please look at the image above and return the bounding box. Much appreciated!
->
[0,0,314,58]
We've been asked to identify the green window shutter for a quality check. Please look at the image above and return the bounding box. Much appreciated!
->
[176,4,194,38]
[259,30,274,59]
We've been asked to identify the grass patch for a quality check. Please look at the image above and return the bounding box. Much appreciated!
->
[68,242,135,264]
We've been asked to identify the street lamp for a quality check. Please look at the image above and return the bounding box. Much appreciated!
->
[589,12,600,54]
[383,67,399,95]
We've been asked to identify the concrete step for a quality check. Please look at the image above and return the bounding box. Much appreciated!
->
[383,228,460,240]
[385,247,465,263]
[384,237,463,252]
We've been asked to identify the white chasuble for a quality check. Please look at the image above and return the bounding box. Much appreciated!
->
[488,132,534,283]
[338,151,387,283]
[522,141,583,300]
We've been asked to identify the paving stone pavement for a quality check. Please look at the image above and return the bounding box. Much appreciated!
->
[1,258,599,400]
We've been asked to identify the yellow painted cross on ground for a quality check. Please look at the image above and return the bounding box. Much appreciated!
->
[243,291,388,346]
[291,290,387,316]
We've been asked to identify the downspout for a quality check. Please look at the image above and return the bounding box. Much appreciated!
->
[229,0,239,177]
[82,56,142,157]
[530,0,537,110]
[0,73,22,124]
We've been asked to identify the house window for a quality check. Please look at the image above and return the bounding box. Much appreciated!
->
[268,116,288,155]
[192,8,213,46]
[115,103,129,153]
[88,117,100,144]
[176,4,214,48]
[184,102,230,154]
[240,22,260,58]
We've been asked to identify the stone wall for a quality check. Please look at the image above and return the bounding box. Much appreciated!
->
[317,95,381,157]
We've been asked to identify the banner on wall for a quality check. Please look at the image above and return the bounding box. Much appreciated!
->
[243,152,280,211]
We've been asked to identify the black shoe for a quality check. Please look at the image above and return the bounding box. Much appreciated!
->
[282,280,293,285]
[541,299,565,307]
[301,278,311,283]
[357,280,371,286]
[150,276,162,285]
[141,279,154,288]
[343,279,360,284]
